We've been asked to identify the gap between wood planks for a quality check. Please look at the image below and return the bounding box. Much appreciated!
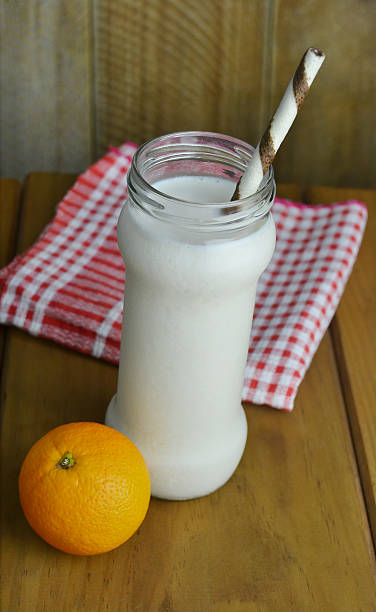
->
[329,318,376,555]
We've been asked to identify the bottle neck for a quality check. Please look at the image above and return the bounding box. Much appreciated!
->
[127,131,275,236]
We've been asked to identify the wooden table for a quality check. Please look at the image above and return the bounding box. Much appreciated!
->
[1,175,375,611]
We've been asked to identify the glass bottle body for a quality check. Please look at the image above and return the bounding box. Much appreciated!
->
[106,132,276,499]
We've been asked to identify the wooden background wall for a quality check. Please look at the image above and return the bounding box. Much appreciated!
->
[1,0,375,189]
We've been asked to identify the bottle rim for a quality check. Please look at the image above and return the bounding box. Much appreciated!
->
[127,131,275,232]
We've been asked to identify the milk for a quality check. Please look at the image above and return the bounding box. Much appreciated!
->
[105,174,276,499]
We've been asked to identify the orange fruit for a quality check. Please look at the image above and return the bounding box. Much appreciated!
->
[18,422,151,555]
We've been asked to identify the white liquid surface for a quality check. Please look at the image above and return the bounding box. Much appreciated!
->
[106,175,276,499]
[153,175,235,202]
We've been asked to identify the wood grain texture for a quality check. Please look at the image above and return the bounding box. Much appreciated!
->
[14,172,77,250]
[2,1,376,189]
[276,182,302,201]
[94,0,268,156]
[0,178,21,372]
[269,0,376,189]
[0,0,93,180]
[0,179,21,267]
[1,177,376,610]
[307,185,376,547]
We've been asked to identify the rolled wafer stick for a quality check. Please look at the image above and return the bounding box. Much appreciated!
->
[232,47,325,201]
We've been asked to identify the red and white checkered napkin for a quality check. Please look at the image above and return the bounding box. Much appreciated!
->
[0,143,367,410]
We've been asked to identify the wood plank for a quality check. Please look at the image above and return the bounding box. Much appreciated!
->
[0,1,93,180]
[0,178,21,370]
[2,2,376,190]
[269,1,376,189]
[276,182,303,201]
[94,0,268,156]
[15,173,77,251]
[0,173,76,409]
[1,177,375,610]
[0,178,21,267]
[306,185,376,546]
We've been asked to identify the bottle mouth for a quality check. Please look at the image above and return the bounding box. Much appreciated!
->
[127,131,275,232]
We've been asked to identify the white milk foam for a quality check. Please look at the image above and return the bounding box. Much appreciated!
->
[106,175,276,499]
[153,175,234,202]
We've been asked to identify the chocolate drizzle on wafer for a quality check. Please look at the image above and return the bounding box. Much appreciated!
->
[227,181,241,212]
[293,51,310,109]
[231,184,241,203]
[311,47,324,57]
[231,127,275,203]
[259,126,276,174]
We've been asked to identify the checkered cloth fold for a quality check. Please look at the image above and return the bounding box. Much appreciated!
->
[0,143,367,410]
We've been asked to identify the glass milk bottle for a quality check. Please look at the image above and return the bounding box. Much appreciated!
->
[105,132,276,500]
